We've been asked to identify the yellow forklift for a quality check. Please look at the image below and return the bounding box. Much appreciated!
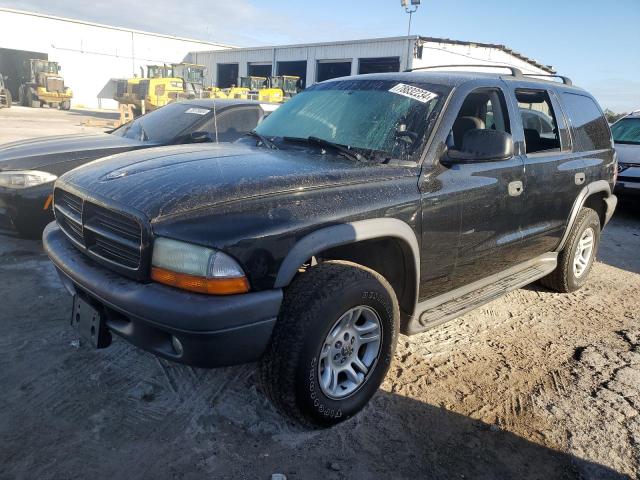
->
[18,59,72,109]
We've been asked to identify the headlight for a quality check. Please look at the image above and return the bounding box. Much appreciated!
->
[151,237,249,295]
[0,170,57,189]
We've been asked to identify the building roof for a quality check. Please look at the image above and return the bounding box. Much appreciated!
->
[418,36,555,74]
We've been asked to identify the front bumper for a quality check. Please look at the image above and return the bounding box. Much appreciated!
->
[0,183,53,232]
[614,179,640,196]
[43,222,283,368]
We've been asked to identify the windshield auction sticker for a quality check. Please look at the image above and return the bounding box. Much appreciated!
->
[185,108,210,115]
[389,83,438,103]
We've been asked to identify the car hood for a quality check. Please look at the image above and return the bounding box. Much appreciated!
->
[616,143,640,165]
[59,143,416,221]
[0,133,150,171]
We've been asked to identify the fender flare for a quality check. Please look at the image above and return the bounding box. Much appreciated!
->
[274,218,421,308]
[556,180,615,252]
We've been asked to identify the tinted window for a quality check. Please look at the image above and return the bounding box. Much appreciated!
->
[516,90,561,154]
[205,107,261,142]
[111,103,212,142]
[561,93,610,151]
[611,118,640,145]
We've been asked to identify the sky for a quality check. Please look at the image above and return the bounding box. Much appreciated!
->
[2,0,639,112]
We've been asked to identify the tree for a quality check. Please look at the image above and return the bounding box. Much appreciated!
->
[603,109,627,124]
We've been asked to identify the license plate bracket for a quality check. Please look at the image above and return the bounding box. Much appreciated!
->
[71,295,112,349]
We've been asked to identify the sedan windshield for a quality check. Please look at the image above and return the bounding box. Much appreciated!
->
[611,118,640,145]
[254,79,449,162]
[111,103,211,143]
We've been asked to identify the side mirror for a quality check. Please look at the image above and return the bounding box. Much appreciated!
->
[189,131,214,143]
[442,129,514,165]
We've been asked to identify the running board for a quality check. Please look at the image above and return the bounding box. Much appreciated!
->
[405,253,558,335]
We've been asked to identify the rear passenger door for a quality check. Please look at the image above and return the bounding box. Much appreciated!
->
[510,86,584,256]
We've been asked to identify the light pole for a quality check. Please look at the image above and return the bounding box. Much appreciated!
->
[401,0,420,36]
[401,0,420,70]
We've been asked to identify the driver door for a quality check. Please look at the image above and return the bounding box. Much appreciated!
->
[443,85,525,291]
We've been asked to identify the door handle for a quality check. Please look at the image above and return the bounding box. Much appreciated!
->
[508,180,524,197]
[575,172,586,185]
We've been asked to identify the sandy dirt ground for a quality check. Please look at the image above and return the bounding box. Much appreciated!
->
[0,107,639,479]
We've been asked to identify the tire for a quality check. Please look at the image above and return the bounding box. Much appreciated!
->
[60,100,71,110]
[3,89,11,108]
[18,86,25,106]
[260,260,399,428]
[26,89,39,108]
[540,207,601,293]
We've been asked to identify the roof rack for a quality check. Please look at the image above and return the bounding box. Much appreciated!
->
[404,64,523,77]
[522,74,572,86]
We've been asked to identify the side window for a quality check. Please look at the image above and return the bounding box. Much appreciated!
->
[202,107,262,142]
[560,93,611,151]
[450,88,510,150]
[515,89,561,154]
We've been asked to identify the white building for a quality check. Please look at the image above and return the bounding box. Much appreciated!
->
[0,8,232,108]
[187,36,554,90]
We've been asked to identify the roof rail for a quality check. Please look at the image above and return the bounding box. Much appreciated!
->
[522,74,573,86]
[404,64,523,77]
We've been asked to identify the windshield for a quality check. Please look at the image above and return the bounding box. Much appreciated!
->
[254,79,448,161]
[111,103,210,142]
[611,118,640,145]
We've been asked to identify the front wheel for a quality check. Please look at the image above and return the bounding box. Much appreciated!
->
[260,260,399,428]
[541,207,601,292]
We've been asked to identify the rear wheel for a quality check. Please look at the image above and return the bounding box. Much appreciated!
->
[540,207,600,293]
[260,260,399,427]
[2,89,11,108]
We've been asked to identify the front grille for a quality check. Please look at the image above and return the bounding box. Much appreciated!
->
[54,188,145,277]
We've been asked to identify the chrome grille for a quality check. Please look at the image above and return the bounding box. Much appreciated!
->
[54,188,144,275]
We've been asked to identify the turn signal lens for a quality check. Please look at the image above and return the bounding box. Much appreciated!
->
[151,237,250,295]
[151,267,249,295]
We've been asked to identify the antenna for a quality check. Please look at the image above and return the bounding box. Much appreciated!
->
[212,98,219,144]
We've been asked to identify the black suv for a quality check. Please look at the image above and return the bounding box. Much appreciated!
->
[44,68,617,427]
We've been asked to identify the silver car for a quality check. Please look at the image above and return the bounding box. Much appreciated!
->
[612,110,640,196]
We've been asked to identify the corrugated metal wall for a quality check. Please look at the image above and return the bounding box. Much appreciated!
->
[189,37,413,88]
[189,36,551,89]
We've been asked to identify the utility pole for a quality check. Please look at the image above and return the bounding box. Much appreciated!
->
[401,0,420,36]
[401,0,421,70]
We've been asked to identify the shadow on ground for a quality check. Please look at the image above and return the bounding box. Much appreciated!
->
[65,108,120,120]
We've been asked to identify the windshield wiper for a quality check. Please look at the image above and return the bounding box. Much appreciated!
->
[283,136,364,162]
[246,130,278,149]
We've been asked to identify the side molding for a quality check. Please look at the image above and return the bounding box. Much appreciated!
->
[556,180,613,252]
[274,218,421,304]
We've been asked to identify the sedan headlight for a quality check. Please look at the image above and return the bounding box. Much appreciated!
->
[151,237,249,295]
[0,170,57,189]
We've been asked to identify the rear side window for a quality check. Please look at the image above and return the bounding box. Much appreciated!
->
[202,107,261,142]
[560,93,610,151]
[515,89,561,154]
